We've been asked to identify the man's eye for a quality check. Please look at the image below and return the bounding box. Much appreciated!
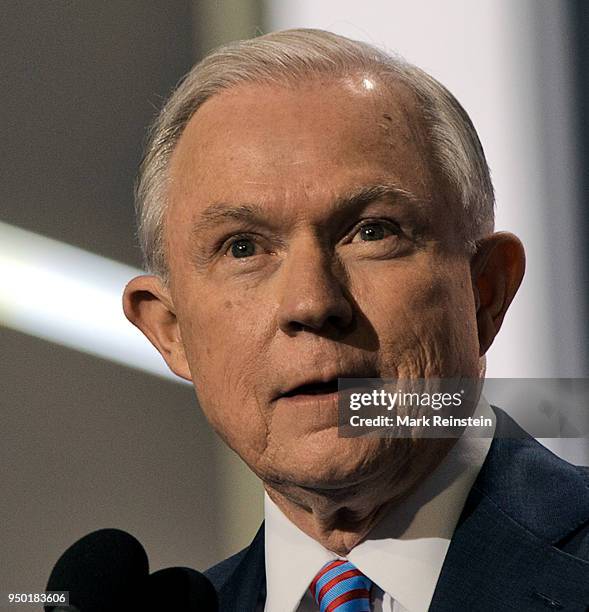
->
[226,237,257,258]
[351,221,399,243]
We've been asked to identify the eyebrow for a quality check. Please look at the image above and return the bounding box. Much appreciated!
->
[191,203,271,237]
[333,182,424,214]
[190,182,425,237]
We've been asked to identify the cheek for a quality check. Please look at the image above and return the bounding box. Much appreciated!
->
[181,291,262,370]
[175,290,274,452]
[356,260,478,377]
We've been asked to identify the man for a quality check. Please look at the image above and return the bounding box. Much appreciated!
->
[123,29,589,611]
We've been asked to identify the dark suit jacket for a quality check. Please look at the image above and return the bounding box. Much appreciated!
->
[205,407,589,611]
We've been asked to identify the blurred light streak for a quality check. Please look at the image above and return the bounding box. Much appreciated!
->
[0,220,183,382]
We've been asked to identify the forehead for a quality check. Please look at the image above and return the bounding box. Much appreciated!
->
[167,76,437,224]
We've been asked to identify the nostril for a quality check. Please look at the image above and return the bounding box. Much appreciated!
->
[277,274,354,335]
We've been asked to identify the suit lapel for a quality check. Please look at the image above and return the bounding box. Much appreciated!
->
[216,523,266,612]
[430,407,589,611]
[430,487,589,611]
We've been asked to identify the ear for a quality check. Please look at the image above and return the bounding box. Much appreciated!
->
[470,232,525,356]
[122,275,192,381]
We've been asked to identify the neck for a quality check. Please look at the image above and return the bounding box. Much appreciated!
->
[264,479,406,556]
[263,439,457,556]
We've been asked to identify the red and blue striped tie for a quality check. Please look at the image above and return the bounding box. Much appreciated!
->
[309,559,372,612]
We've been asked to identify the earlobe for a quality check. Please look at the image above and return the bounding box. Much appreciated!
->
[471,232,525,356]
[122,275,192,381]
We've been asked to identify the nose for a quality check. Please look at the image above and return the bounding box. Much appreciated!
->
[276,239,354,335]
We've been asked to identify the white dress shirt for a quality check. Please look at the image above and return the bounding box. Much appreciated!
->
[263,397,495,612]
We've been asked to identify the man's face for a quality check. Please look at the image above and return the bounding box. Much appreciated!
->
[164,76,481,495]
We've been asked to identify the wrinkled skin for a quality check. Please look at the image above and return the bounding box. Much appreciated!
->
[124,76,525,554]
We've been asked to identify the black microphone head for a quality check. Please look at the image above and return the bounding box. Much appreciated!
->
[146,567,218,612]
[45,528,149,612]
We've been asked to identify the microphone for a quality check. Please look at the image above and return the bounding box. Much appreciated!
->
[45,528,148,612]
[145,567,218,610]
[45,528,218,611]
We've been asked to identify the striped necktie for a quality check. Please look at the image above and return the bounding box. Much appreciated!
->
[309,559,372,612]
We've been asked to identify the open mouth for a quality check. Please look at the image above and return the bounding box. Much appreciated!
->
[281,378,339,398]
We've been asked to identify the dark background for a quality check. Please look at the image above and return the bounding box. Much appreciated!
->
[1,1,264,605]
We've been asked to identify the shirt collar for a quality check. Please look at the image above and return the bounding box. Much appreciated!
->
[264,397,495,612]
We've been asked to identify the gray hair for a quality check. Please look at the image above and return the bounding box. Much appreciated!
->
[135,28,494,281]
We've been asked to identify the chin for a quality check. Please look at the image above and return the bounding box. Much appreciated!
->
[260,433,414,493]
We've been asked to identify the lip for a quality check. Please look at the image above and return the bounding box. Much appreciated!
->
[273,368,377,403]
[275,389,341,407]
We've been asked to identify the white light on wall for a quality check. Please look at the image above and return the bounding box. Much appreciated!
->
[266,0,586,379]
[0,221,183,382]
